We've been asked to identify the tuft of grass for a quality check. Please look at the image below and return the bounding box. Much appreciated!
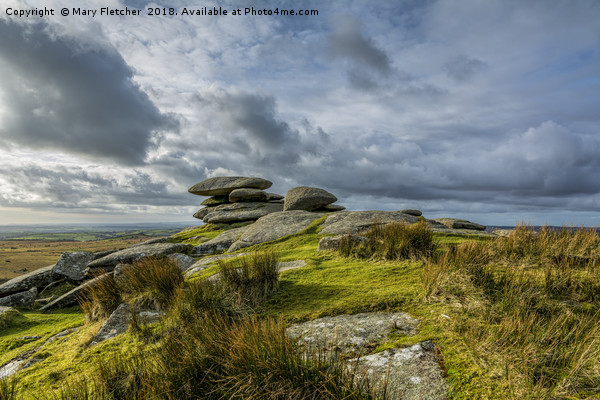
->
[79,273,122,322]
[340,220,437,261]
[118,256,184,310]
[218,251,280,307]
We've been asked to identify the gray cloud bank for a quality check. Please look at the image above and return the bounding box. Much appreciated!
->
[0,19,176,165]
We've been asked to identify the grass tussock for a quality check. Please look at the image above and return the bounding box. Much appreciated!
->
[79,272,122,322]
[422,225,600,398]
[340,220,437,261]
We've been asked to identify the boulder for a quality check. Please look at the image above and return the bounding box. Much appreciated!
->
[52,251,95,281]
[319,211,418,235]
[41,273,112,311]
[201,196,230,206]
[229,188,268,203]
[85,243,192,274]
[433,218,486,231]
[192,226,249,256]
[167,253,197,272]
[203,203,283,224]
[188,176,272,196]
[402,209,423,217]
[350,342,448,400]
[283,186,337,211]
[0,265,57,298]
[0,287,37,309]
[228,211,325,252]
[317,234,369,252]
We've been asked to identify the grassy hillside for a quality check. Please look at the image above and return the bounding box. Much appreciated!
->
[1,221,599,399]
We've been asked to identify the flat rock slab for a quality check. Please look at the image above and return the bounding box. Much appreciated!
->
[287,312,419,356]
[317,234,369,252]
[228,211,325,252]
[278,260,307,272]
[229,188,268,202]
[0,265,57,298]
[167,253,197,271]
[192,226,249,256]
[351,341,448,400]
[203,203,283,224]
[319,211,418,235]
[86,243,192,271]
[188,176,272,196]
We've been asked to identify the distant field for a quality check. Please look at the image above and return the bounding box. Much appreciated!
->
[0,229,183,281]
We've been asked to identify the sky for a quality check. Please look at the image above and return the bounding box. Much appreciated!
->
[0,0,599,227]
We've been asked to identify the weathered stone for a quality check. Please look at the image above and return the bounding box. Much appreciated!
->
[278,260,307,273]
[167,253,197,271]
[89,303,164,346]
[283,186,337,211]
[433,218,486,231]
[402,209,423,217]
[266,193,284,201]
[319,211,418,235]
[52,252,95,281]
[0,265,56,298]
[350,341,448,400]
[193,207,212,220]
[85,243,192,273]
[188,176,272,196]
[192,226,249,256]
[41,273,112,311]
[287,313,419,357]
[201,196,230,206]
[317,234,369,252]
[229,188,268,203]
[0,287,37,309]
[203,203,283,224]
[229,211,325,252]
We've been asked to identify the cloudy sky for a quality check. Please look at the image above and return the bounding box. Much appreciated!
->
[0,0,599,226]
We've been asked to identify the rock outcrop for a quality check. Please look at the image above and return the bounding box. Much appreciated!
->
[192,226,249,255]
[0,287,37,309]
[433,218,486,231]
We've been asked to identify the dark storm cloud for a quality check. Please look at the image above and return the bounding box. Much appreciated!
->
[0,19,176,165]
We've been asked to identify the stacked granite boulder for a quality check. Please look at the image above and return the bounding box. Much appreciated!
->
[189,177,345,224]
